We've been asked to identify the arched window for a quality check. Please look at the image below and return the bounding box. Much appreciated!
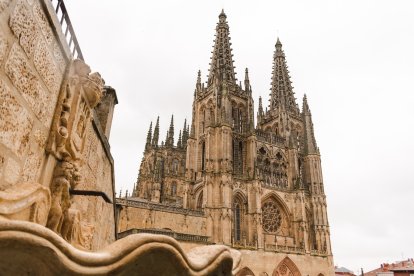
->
[262,200,282,233]
[234,202,241,241]
[232,140,243,175]
[238,109,243,132]
[201,141,206,171]
[196,192,203,210]
[233,194,246,242]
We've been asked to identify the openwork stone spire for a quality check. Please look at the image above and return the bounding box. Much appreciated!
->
[152,116,160,146]
[302,94,319,154]
[207,10,237,85]
[166,115,174,147]
[269,38,299,115]
[145,121,152,150]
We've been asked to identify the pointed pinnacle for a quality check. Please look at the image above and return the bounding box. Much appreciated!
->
[276,37,282,47]
[245,68,249,80]
[197,70,201,84]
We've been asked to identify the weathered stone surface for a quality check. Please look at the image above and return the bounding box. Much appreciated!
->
[33,3,53,45]
[5,44,51,125]
[2,158,21,187]
[53,42,66,73]
[0,80,33,158]
[0,155,4,181]
[0,0,11,14]
[0,31,8,66]
[34,39,62,93]
[9,0,39,58]
[0,182,50,225]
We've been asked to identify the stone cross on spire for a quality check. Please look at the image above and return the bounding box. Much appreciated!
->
[207,10,237,86]
[269,38,299,115]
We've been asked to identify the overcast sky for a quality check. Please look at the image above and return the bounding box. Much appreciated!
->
[64,0,414,272]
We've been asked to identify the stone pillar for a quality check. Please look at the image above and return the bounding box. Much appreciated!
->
[95,86,118,139]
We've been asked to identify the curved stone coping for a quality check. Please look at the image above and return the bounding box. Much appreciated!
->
[0,219,241,275]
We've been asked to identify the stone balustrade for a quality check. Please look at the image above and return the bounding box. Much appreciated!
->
[255,130,285,145]
[264,244,306,255]
[118,228,210,244]
[116,198,205,217]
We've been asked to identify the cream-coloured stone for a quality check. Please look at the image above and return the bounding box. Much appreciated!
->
[0,80,33,158]
[53,42,66,73]
[33,3,53,45]
[4,158,21,185]
[0,0,11,13]
[0,220,239,276]
[9,0,39,57]
[0,155,4,180]
[0,182,50,225]
[5,43,50,125]
[0,31,8,66]
[34,38,62,93]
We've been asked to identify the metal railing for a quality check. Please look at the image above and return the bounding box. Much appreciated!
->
[118,228,210,244]
[50,0,84,60]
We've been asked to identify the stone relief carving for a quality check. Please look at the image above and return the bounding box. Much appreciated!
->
[0,80,33,159]
[9,0,39,58]
[0,182,50,225]
[34,39,62,93]
[46,59,104,249]
[33,3,53,45]
[5,43,50,124]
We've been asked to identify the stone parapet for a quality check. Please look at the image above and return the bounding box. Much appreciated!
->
[116,198,205,217]
[118,228,211,244]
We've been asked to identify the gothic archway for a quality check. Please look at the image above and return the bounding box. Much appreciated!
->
[272,257,301,276]
[236,267,255,276]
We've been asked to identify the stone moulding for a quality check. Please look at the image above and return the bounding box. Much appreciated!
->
[0,182,51,226]
[0,219,241,275]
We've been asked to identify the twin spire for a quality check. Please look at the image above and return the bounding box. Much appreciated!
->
[269,38,300,115]
[207,10,237,85]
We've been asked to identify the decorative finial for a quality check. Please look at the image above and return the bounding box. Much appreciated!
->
[276,37,282,47]
[197,70,201,84]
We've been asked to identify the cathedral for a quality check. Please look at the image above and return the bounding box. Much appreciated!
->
[118,10,334,276]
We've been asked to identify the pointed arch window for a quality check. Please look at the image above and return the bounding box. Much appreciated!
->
[201,141,206,171]
[234,202,241,241]
[233,196,245,242]
[196,192,203,210]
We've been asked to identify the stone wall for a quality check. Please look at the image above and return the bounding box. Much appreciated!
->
[238,250,334,276]
[0,0,66,189]
[118,201,206,236]
[0,0,116,250]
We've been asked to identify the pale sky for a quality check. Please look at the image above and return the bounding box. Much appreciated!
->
[64,0,414,272]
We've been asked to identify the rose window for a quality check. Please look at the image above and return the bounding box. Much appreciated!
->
[262,201,282,233]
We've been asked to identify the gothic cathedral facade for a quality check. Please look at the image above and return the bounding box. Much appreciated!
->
[118,10,334,276]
